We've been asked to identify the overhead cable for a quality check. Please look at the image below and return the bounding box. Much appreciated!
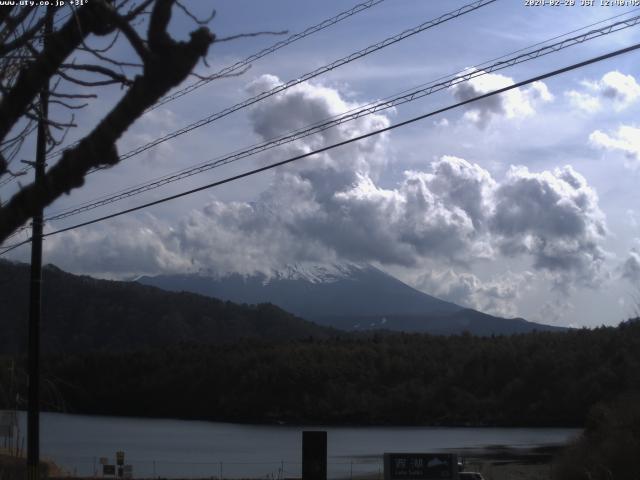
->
[3,39,639,255]
[88,0,497,172]
[42,12,640,223]
[148,0,386,112]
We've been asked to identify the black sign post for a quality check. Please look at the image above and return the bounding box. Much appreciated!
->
[103,465,116,476]
[302,431,327,480]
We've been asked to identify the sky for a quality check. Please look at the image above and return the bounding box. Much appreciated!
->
[4,0,640,327]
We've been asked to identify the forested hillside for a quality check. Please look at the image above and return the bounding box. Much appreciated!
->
[4,319,636,427]
[0,260,336,354]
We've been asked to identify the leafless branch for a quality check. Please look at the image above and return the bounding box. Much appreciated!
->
[189,63,251,81]
[175,0,216,25]
[77,28,120,54]
[0,0,214,242]
[24,111,77,130]
[0,10,51,56]
[50,91,98,99]
[49,99,89,110]
[61,62,134,86]
[0,8,32,44]
[78,40,144,69]
[0,1,116,144]
[124,0,156,20]
[104,7,150,62]
[215,30,288,43]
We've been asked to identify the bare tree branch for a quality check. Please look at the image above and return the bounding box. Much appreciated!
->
[105,7,150,62]
[124,0,156,21]
[61,63,134,86]
[50,91,98,99]
[0,0,214,242]
[0,6,16,27]
[24,111,77,130]
[58,70,126,87]
[0,8,32,44]
[175,0,216,25]
[0,1,117,146]
[49,99,89,110]
[215,30,288,43]
[0,10,52,56]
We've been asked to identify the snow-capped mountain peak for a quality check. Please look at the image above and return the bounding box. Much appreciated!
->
[264,262,367,284]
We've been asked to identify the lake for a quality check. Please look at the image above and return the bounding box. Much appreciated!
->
[15,412,580,478]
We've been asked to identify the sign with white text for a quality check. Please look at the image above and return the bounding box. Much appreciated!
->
[384,453,458,480]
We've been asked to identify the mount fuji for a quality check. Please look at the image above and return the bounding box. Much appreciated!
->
[137,263,565,335]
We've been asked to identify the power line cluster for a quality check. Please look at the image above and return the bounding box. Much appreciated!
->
[3,40,640,256]
[30,0,497,223]
[148,0,386,112]
[39,0,387,164]
[3,1,640,256]
[89,0,496,173]
[41,12,640,224]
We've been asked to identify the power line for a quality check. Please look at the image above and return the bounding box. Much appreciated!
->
[40,0,386,163]
[3,39,639,255]
[41,12,640,224]
[148,0,386,112]
[87,0,496,173]
[9,2,632,193]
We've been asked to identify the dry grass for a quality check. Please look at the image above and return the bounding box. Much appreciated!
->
[464,459,554,480]
[0,452,68,478]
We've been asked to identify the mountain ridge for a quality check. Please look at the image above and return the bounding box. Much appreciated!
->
[138,262,565,335]
[0,260,338,354]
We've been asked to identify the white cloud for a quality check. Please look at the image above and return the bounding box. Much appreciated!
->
[592,71,640,108]
[489,165,607,289]
[619,240,640,284]
[41,216,191,279]
[416,269,534,318]
[621,250,640,284]
[537,295,575,325]
[27,75,608,299]
[590,125,640,168]
[628,209,640,229]
[452,70,553,128]
[566,71,640,113]
[565,90,601,113]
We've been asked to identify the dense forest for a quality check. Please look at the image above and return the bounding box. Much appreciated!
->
[555,393,640,480]
[0,260,336,354]
[2,319,638,427]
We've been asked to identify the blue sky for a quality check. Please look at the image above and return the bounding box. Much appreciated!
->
[5,0,640,327]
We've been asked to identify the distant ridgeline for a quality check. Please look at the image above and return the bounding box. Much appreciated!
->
[3,320,639,427]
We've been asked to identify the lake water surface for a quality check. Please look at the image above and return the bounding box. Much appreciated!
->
[18,412,580,478]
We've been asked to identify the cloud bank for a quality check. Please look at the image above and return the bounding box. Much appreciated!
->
[12,75,608,318]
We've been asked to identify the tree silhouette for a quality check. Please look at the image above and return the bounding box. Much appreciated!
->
[0,0,216,242]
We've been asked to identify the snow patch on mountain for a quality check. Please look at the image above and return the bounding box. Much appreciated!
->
[263,262,368,284]
[195,261,369,285]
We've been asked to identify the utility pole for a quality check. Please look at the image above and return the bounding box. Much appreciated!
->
[27,8,52,480]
